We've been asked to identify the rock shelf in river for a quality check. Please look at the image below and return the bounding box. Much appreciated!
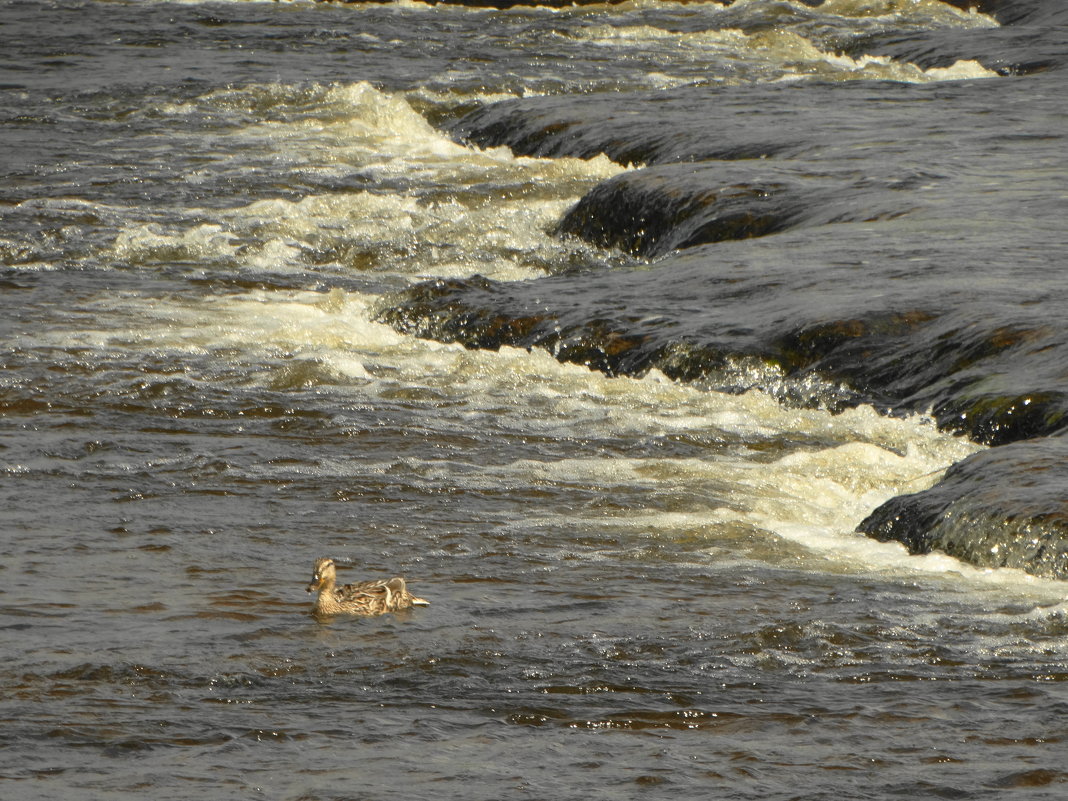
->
[380,2,1068,579]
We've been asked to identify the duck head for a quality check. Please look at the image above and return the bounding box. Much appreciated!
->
[306,558,337,594]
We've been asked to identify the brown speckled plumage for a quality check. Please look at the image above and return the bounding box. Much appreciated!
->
[306,557,429,616]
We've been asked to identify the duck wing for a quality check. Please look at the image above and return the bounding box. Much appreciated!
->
[335,576,423,611]
[335,578,398,601]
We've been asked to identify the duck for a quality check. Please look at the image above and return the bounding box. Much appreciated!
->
[306,557,429,616]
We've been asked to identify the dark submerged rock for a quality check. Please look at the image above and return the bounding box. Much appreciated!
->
[942,0,1065,25]
[556,168,799,259]
[859,439,1068,579]
[844,0,1068,76]
[554,160,924,259]
[450,87,806,164]
[379,250,1068,443]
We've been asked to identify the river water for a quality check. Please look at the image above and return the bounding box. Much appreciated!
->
[1,1,1067,799]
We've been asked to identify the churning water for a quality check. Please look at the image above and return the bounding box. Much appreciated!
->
[2,1,1067,799]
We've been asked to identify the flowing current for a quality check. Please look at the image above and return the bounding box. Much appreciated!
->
[2,1,1067,799]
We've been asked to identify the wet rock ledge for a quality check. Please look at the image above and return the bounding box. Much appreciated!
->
[858,440,1068,580]
[376,8,1068,579]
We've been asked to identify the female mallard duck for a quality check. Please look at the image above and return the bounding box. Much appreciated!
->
[306,557,429,616]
